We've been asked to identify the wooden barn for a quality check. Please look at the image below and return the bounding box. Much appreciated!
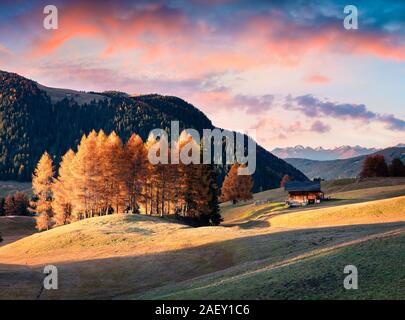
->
[284,181,324,205]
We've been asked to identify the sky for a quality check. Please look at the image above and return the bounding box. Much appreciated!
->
[0,0,404,150]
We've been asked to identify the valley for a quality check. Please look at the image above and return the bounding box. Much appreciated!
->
[286,146,405,180]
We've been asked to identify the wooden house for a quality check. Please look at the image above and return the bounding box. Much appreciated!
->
[284,181,324,205]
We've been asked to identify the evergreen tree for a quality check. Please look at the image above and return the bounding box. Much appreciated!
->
[4,194,17,216]
[176,131,200,217]
[0,198,5,216]
[360,155,389,178]
[12,192,30,216]
[196,164,222,225]
[388,158,405,177]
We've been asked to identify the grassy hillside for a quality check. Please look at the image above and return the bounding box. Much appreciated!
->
[0,216,36,246]
[268,196,405,228]
[1,177,404,299]
[1,191,405,299]
[135,229,405,300]
[220,177,405,223]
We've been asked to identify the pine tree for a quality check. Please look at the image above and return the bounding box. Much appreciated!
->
[12,192,29,216]
[176,131,200,217]
[388,158,405,177]
[0,198,5,216]
[4,194,17,216]
[195,164,222,225]
[32,152,54,230]
[360,155,389,178]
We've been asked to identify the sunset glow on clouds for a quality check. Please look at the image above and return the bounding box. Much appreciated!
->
[0,0,404,149]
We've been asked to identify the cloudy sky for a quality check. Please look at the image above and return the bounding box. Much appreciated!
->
[1,0,404,150]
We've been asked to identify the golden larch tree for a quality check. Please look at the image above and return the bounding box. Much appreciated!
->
[52,149,75,226]
[280,174,291,188]
[103,132,130,214]
[126,134,149,213]
[220,163,253,204]
[32,151,54,230]
[69,133,96,219]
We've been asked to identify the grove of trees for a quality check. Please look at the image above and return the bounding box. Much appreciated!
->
[31,130,222,231]
[389,158,405,177]
[360,155,405,178]
[0,191,30,216]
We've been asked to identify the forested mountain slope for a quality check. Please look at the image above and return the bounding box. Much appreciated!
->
[0,70,307,191]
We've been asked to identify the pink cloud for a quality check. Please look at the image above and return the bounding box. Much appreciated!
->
[11,3,404,83]
[190,88,274,114]
[0,43,12,56]
[305,74,330,84]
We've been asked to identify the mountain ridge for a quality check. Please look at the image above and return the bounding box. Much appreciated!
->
[0,70,308,191]
[272,145,380,160]
[286,146,405,180]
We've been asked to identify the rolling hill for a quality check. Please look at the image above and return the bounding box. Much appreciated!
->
[1,178,404,299]
[220,177,405,223]
[286,146,405,180]
[0,216,36,246]
[0,70,307,191]
[135,228,405,300]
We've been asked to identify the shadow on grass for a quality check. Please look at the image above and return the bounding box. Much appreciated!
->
[224,219,271,229]
[1,221,405,299]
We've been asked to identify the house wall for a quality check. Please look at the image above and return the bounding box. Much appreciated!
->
[288,192,324,203]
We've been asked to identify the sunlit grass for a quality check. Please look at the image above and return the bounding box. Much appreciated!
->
[1,178,405,299]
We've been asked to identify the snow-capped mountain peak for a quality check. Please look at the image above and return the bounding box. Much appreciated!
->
[272,145,381,160]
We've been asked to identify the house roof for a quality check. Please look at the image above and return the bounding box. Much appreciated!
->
[284,181,322,192]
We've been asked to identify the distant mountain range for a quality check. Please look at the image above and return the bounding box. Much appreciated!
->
[272,145,380,160]
[286,146,405,180]
[0,70,308,191]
